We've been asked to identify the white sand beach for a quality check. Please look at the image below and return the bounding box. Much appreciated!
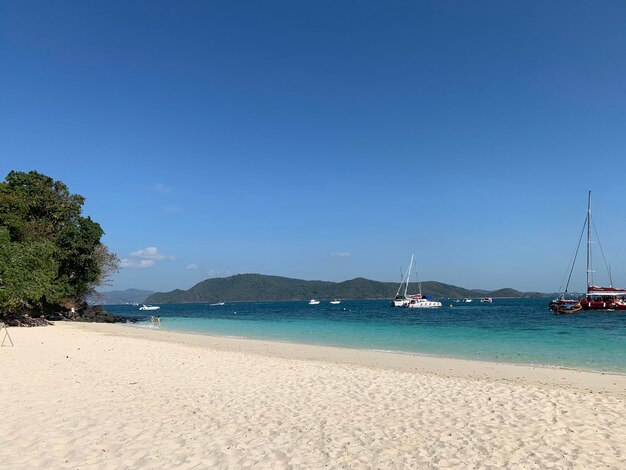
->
[1,323,625,469]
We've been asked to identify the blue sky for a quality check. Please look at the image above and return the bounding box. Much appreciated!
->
[2,1,626,293]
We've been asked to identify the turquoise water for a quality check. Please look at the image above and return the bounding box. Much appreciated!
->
[106,298,626,374]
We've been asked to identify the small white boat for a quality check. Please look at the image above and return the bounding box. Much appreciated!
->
[308,299,320,305]
[480,297,493,303]
[210,302,225,306]
[139,304,160,311]
[462,299,473,303]
[330,299,341,305]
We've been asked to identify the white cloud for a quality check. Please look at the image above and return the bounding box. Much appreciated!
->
[120,259,155,269]
[153,183,171,194]
[120,247,175,269]
[129,246,175,261]
[185,264,199,270]
[330,252,352,258]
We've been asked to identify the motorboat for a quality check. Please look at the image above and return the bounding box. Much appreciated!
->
[139,304,160,311]
[308,299,320,305]
[480,297,493,303]
[330,299,341,305]
[210,302,225,306]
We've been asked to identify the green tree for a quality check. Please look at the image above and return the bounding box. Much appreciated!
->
[0,171,118,312]
[0,228,58,310]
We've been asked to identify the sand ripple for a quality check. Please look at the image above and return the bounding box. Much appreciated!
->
[1,324,624,468]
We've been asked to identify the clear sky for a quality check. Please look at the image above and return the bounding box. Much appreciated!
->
[2,1,626,293]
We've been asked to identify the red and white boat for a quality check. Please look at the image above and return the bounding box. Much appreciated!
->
[550,191,626,313]
[580,286,626,311]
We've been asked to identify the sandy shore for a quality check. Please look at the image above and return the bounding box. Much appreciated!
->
[1,323,624,469]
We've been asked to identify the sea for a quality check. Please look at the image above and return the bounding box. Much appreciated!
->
[105,298,626,374]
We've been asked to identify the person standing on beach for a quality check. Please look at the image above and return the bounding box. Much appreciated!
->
[150,315,154,325]
[157,315,160,326]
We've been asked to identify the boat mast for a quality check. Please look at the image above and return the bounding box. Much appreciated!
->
[395,255,413,298]
[415,263,423,296]
[404,254,414,297]
[394,269,405,298]
[586,190,592,289]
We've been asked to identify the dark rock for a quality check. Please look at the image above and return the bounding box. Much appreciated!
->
[0,302,129,326]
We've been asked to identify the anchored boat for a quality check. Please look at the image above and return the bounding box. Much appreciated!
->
[391,255,441,309]
[139,304,160,311]
[550,191,626,313]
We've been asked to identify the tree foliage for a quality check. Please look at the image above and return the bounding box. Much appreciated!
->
[0,171,118,312]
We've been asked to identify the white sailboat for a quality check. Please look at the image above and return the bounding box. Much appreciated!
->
[391,255,442,308]
[391,255,414,307]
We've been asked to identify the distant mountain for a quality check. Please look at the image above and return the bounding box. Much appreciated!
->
[92,288,155,305]
[145,274,548,304]
[484,288,550,298]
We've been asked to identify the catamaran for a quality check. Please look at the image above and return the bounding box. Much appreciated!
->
[391,255,442,308]
[406,294,442,309]
[550,191,626,313]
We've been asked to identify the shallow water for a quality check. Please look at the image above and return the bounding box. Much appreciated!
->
[107,298,626,373]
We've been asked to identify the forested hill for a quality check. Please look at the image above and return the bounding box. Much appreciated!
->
[145,274,546,304]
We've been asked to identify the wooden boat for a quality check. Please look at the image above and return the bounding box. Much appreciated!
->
[554,299,582,314]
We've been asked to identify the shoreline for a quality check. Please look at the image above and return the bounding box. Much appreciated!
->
[2,322,625,468]
[130,321,626,377]
[71,322,626,396]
